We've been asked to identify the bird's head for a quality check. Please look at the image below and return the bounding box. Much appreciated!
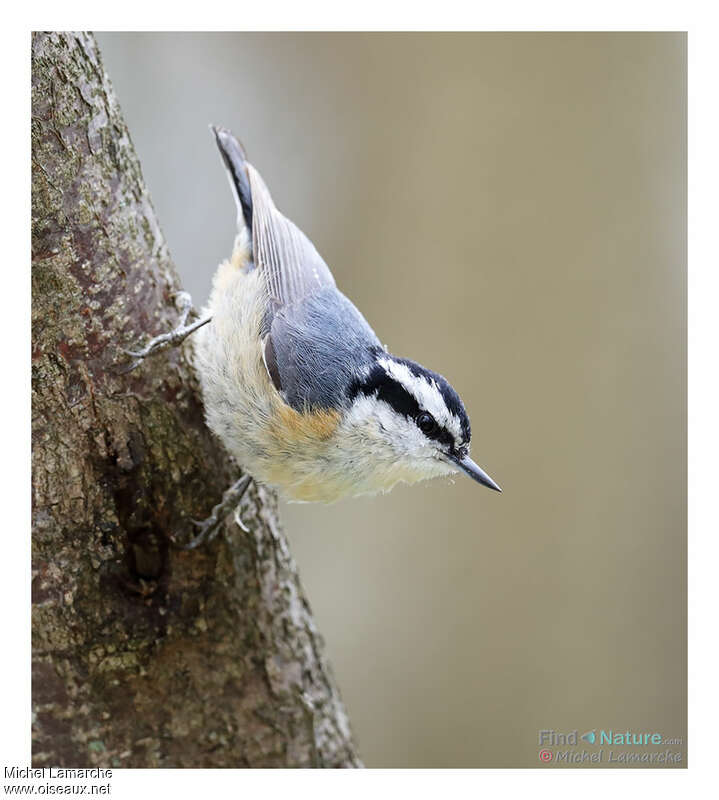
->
[342,352,501,493]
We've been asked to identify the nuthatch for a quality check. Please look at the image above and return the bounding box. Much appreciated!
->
[127,127,500,542]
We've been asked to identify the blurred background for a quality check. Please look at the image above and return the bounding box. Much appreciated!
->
[96,33,686,768]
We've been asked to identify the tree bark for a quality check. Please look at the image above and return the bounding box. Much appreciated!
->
[31,31,361,769]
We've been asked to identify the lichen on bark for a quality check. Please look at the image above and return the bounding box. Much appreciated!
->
[31,31,361,768]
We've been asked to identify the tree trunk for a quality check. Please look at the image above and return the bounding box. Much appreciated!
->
[31,31,361,769]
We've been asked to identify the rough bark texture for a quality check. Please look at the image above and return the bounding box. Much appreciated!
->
[31,31,361,769]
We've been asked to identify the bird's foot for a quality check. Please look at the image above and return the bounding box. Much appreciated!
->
[122,291,211,371]
[173,474,253,550]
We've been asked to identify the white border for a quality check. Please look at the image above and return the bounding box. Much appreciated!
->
[5,5,714,798]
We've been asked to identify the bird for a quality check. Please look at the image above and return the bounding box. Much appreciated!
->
[126,126,500,542]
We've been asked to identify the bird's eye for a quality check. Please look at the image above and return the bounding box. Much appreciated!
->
[416,411,438,437]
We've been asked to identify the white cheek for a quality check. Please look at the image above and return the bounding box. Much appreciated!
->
[333,395,460,494]
[343,396,440,461]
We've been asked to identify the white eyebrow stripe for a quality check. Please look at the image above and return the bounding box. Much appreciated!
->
[378,358,463,442]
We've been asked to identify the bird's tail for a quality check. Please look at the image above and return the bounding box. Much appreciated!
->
[211,125,253,233]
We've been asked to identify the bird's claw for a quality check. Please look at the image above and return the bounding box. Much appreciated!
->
[172,474,253,551]
[233,506,250,533]
[121,291,211,372]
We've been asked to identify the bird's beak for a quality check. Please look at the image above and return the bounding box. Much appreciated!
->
[447,453,502,492]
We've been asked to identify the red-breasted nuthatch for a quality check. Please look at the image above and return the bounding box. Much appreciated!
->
[127,127,500,538]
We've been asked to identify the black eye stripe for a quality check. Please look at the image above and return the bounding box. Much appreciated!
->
[348,365,456,447]
[421,419,454,448]
[348,364,420,417]
[392,357,471,444]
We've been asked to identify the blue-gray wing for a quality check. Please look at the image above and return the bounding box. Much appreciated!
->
[265,287,382,412]
[247,163,337,331]
[245,165,381,410]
